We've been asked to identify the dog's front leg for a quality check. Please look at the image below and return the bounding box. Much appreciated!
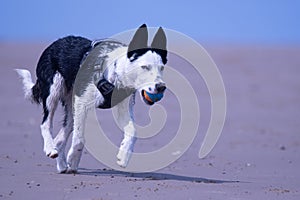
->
[66,95,86,173]
[116,94,136,168]
[66,84,95,173]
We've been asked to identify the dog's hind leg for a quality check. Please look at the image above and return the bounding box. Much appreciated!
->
[41,73,63,158]
[53,94,73,173]
[116,94,137,168]
[40,106,56,158]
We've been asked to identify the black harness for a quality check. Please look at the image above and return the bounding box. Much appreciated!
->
[79,39,134,109]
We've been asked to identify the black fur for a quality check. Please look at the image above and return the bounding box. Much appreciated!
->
[150,27,168,64]
[127,24,148,59]
[127,24,167,64]
[128,48,168,64]
[31,36,92,122]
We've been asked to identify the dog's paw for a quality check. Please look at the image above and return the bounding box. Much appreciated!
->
[48,149,59,159]
[44,146,55,158]
[117,149,132,168]
[65,167,78,174]
[58,167,77,174]
[43,140,58,158]
[45,148,58,159]
[56,157,68,173]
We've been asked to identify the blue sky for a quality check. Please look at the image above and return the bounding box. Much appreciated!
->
[1,0,299,44]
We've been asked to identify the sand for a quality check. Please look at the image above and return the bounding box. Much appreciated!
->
[0,42,299,199]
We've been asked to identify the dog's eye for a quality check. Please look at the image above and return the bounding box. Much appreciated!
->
[160,66,165,71]
[141,65,151,70]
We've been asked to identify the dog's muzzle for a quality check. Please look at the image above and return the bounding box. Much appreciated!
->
[141,83,166,105]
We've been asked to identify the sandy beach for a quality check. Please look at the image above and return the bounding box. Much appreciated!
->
[0,42,299,199]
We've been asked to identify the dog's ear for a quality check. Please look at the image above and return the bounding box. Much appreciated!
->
[127,24,148,59]
[151,27,167,64]
[151,27,167,51]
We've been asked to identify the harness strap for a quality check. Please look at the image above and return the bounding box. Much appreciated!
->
[82,39,134,109]
[97,79,114,96]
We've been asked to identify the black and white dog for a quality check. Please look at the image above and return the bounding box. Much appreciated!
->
[16,24,167,173]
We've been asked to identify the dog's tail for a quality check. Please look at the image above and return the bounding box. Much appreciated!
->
[15,69,41,104]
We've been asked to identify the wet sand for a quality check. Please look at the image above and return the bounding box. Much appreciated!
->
[0,42,299,199]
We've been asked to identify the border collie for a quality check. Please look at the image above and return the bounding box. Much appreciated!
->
[16,24,167,173]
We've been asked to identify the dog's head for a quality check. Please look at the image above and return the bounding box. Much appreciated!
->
[124,24,167,105]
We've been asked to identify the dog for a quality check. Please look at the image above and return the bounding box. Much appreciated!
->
[16,24,168,173]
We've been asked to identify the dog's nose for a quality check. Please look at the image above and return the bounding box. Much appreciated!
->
[155,83,166,93]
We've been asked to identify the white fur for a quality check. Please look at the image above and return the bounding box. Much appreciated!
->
[109,50,165,167]
[66,83,100,172]
[15,69,63,158]
[15,69,34,100]
[16,47,166,173]
[116,95,136,167]
[65,49,166,172]
[113,50,165,91]
[42,73,64,158]
[53,92,73,173]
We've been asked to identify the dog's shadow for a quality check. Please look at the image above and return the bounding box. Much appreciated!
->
[77,168,239,184]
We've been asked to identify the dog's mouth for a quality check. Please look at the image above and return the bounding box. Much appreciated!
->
[141,90,164,106]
